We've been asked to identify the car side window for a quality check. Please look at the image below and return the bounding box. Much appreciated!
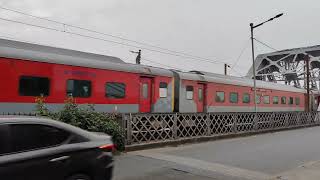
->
[0,125,11,155]
[10,124,70,153]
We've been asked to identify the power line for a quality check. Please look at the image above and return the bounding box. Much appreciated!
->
[230,38,250,69]
[0,18,232,64]
[229,38,250,77]
[254,38,278,51]
[0,5,230,65]
[230,38,278,77]
[229,67,245,77]
[0,16,232,66]
[143,58,183,70]
[0,32,184,71]
[0,33,182,71]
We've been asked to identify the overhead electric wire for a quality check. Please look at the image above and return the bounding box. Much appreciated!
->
[143,58,183,70]
[0,33,182,71]
[230,68,245,77]
[0,5,231,65]
[0,16,232,66]
[0,32,184,72]
[228,38,251,77]
[0,16,234,66]
[254,38,278,51]
[230,38,279,77]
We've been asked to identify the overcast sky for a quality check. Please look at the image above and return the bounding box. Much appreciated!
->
[0,0,319,76]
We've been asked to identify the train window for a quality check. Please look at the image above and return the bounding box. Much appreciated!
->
[215,92,225,102]
[273,96,279,104]
[142,83,148,99]
[289,97,294,105]
[19,76,50,96]
[66,80,91,98]
[198,88,203,102]
[229,92,238,103]
[256,94,261,104]
[281,96,286,104]
[159,82,168,98]
[295,97,300,105]
[263,96,270,104]
[106,82,126,98]
[242,93,250,103]
[186,86,193,100]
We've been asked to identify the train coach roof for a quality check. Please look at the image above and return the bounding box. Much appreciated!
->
[177,71,306,93]
[0,38,173,77]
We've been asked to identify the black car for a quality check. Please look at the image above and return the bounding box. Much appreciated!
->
[0,116,114,180]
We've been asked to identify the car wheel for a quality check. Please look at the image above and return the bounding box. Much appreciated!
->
[67,174,91,180]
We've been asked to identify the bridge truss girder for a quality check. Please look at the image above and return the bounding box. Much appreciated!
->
[246,45,320,90]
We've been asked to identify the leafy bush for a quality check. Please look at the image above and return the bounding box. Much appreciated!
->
[36,97,125,151]
[35,95,49,116]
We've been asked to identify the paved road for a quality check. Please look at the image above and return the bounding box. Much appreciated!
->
[114,126,320,180]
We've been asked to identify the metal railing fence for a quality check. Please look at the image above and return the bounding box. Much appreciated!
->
[122,112,320,145]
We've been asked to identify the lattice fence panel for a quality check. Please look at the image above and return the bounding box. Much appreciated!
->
[123,112,320,145]
[177,113,208,138]
[314,112,320,124]
[287,112,299,127]
[273,112,287,128]
[256,113,273,130]
[234,113,255,132]
[130,113,175,144]
[209,113,234,135]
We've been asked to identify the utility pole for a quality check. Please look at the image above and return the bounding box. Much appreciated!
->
[305,54,310,112]
[249,13,283,113]
[250,23,257,113]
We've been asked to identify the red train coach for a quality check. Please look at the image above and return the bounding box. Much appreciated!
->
[0,38,317,114]
[0,38,174,114]
[172,71,315,113]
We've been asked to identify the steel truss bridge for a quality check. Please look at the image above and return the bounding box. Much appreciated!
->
[246,45,320,90]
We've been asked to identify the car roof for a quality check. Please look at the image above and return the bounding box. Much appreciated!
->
[0,116,73,127]
[0,115,56,122]
[0,116,109,141]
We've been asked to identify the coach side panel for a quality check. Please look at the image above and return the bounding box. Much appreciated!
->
[0,58,15,103]
[0,58,142,113]
[177,78,305,113]
[205,82,305,112]
[151,76,174,112]
[178,79,203,113]
[0,58,175,113]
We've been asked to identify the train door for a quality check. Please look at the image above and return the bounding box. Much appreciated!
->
[305,94,310,112]
[313,94,319,111]
[197,84,206,112]
[317,95,320,111]
[139,77,152,113]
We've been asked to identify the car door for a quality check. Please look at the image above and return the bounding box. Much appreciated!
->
[0,124,11,155]
[0,123,72,180]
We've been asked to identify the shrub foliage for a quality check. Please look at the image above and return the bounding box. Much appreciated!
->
[36,97,125,151]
